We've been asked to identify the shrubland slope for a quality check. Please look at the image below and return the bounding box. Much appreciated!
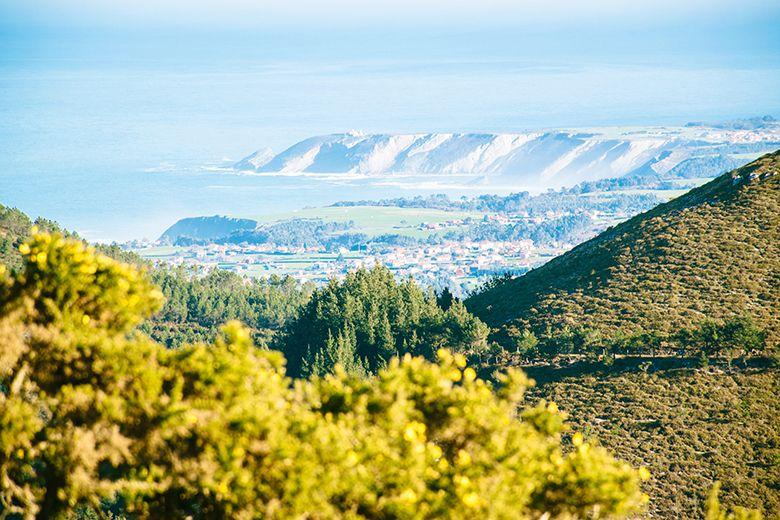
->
[529,365,779,518]
[467,151,780,345]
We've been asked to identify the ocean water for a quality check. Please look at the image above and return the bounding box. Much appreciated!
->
[1,33,779,241]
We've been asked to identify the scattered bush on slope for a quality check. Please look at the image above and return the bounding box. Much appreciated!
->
[528,366,779,518]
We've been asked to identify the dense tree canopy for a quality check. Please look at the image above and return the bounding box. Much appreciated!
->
[0,232,648,518]
[143,266,314,348]
[276,265,490,377]
[0,204,67,273]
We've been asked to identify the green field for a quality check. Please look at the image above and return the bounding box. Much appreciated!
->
[135,245,182,258]
[249,206,483,238]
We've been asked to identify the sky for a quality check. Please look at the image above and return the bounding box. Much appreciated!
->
[3,0,779,29]
[0,1,779,241]
[1,2,778,93]
[2,0,779,74]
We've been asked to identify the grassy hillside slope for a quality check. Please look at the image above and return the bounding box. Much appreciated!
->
[529,366,779,518]
[466,151,780,344]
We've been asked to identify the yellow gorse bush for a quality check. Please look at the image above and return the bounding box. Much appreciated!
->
[0,232,646,519]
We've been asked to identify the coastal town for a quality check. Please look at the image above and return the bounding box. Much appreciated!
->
[132,236,567,296]
[127,194,656,295]
[124,180,686,295]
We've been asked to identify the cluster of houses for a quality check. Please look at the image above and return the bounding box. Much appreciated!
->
[138,238,555,294]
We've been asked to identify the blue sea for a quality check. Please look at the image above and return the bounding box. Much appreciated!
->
[1,30,779,241]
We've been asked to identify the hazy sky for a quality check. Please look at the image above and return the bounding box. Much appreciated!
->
[3,0,780,29]
[2,0,778,68]
[1,0,779,241]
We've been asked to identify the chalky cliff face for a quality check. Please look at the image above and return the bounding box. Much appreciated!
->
[235,123,780,188]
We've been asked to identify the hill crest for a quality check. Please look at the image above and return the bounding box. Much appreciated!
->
[465,150,780,343]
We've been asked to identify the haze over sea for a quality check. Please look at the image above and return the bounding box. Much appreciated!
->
[1,3,779,241]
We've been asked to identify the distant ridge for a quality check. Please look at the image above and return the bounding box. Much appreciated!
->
[235,123,780,188]
[160,216,257,244]
[465,150,780,343]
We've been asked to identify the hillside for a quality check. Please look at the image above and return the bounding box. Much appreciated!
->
[528,365,779,518]
[159,215,257,243]
[234,125,780,187]
[0,203,69,272]
[0,204,31,271]
[466,151,780,345]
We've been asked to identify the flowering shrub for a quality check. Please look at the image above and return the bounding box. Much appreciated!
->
[0,233,646,518]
